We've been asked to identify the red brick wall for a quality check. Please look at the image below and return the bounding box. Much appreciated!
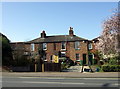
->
[11,41,89,64]
[67,41,88,62]
[43,41,88,63]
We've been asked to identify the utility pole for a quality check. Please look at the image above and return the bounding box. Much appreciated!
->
[42,63,44,72]
[35,59,37,72]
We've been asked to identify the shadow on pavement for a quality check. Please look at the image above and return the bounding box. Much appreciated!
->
[102,83,111,87]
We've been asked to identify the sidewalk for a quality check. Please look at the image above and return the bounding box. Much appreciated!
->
[2,72,119,78]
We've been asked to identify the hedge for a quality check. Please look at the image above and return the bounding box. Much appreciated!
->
[102,65,120,72]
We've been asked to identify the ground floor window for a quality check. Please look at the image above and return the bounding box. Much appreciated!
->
[76,53,80,60]
[61,52,66,57]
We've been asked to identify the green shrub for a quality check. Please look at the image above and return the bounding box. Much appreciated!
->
[93,59,98,65]
[61,63,69,70]
[108,56,120,65]
[102,65,120,72]
[60,57,74,70]
[13,56,30,67]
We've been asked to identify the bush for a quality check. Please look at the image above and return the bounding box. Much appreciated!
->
[93,59,98,65]
[108,56,120,65]
[60,57,74,70]
[61,63,69,70]
[13,56,30,67]
[102,65,120,72]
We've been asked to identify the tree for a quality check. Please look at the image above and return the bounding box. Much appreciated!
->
[96,9,120,58]
[12,49,30,66]
[0,33,13,66]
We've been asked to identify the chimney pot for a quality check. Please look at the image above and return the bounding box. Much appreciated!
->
[69,27,74,36]
[41,30,46,38]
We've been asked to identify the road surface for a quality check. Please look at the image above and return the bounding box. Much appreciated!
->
[1,76,119,87]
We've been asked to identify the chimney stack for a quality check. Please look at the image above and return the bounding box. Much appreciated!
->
[41,30,46,38]
[69,27,74,36]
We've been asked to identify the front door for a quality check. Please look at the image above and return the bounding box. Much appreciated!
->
[88,54,93,65]
[83,54,86,65]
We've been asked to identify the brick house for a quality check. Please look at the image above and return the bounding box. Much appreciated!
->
[10,27,97,66]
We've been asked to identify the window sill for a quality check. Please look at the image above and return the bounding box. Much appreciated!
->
[76,60,80,62]
[75,49,80,50]
[43,49,47,51]
[89,48,92,50]
[61,49,66,51]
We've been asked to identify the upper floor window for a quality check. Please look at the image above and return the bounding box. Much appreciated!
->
[61,42,66,50]
[43,43,47,50]
[76,53,80,60]
[31,43,35,51]
[75,41,80,50]
[88,43,92,49]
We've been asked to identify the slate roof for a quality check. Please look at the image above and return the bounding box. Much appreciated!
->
[26,35,88,43]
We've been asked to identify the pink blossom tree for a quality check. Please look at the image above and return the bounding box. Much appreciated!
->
[96,9,120,58]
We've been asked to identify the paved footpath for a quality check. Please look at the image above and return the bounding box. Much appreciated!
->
[1,72,120,78]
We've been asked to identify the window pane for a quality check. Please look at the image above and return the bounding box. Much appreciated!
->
[43,43,47,50]
[89,43,92,49]
[61,52,66,57]
[76,54,80,60]
[31,43,35,51]
[75,41,80,49]
[61,42,66,50]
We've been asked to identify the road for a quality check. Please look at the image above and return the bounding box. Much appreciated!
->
[1,76,119,87]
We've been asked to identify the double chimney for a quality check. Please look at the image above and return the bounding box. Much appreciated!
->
[40,27,74,38]
[41,30,46,38]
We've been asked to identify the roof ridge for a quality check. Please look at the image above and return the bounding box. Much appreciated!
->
[47,35,69,37]
[26,34,88,43]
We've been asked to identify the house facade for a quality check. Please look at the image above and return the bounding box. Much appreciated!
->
[10,27,97,65]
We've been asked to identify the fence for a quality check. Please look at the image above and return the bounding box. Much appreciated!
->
[11,63,61,72]
[11,66,30,72]
[44,63,61,72]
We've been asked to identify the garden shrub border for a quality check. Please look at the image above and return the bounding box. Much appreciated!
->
[102,65,120,72]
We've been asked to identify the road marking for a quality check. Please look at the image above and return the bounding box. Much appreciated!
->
[114,83,120,85]
[18,77,119,80]
[14,81,120,86]
[19,77,66,79]
[3,80,84,85]
[2,81,119,86]
[22,81,85,85]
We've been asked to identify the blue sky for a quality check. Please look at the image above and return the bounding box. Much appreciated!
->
[2,2,118,42]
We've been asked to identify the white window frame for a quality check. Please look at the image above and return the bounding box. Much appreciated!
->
[88,43,92,49]
[43,43,47,50]
[24,52,29,55]
[61,52,66,57]
[61,42,66,50]
[75,41,80,50]
[31,43,35,51]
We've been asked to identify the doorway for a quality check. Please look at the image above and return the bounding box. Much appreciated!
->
[83,54,86,65]
[88,54,93,65]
